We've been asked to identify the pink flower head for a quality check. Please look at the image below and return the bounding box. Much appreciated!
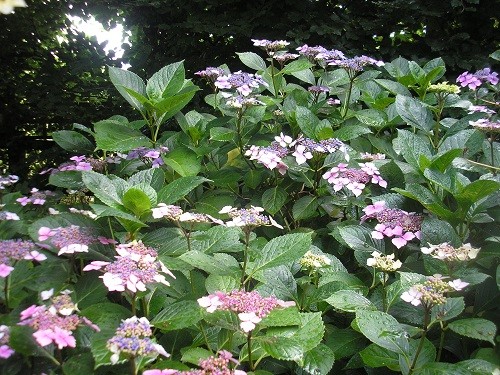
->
[0,264,14,277]
[58,243,89,256]
[38,226,57,241]
[24,250,47,261]
[238,312,262,332]
[0,345,14,359]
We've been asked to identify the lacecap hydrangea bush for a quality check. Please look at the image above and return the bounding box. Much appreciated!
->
[0,38,499,375]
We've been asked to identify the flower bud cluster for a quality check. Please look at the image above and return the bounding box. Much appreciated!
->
[18,291,99,349]
[366,251,402,272]
[323,162,387,197]
[59,189,93,205]
[0,174,19,189]
[83,240,175,293]
[300,250,332,270]
[143,350,246,375]
[361,201,423,249]
[401,274,469,308]
[126,146,169,168]
[245,133,347,174]
[427,82,460,94]
[16,188,56,206]
[38,225,96,256]
[198,290,295,332]
[457,68,499,90]
[0,325,14,359]
[0,239,46,277]
[107,316,169,364]
[218,205,283,230]
[421,242,480,262]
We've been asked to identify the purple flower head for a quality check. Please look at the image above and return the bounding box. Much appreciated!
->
[273,52,300,65]
[0,239,45,277]
[457,67,499,90]
[401,275,469,308]
[198,290,295,332]
[361,201,422,249]
[126,146,169,168]
[83,240,175,293]
[39,225,97,256]
[252,39,290,55]
[215,71,268,96]
[218,206,283,230]
[195,66,226,82]
[16,188,55,206]
[328,55,384,75]
[107,316,169,364]
[0,174,19,190]
[18,291,99,349]
[469,118,500,134]
[308,85,330,94]
[323,162,387,197]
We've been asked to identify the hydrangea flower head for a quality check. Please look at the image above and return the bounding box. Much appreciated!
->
[323,162,387,196]
[0,239,46,277]
[300,250,332,270]
[38,225,96,256]
[0,174,19,189]
[107,316,168,364]
[16,188,56,206]
[18,291,99,349]
[366,251,402,272]
[469,118,500,134]
[421,242,480,261]
[401,275,469,308]
[83,240,175,293]
[218,206,283,230]
[198,290,295,332]
[361,201,422,249]
[457,68,499,89]
[215,71,267,97]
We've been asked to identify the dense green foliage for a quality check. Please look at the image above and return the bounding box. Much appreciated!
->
[0,34,498,374]
[1,0,498,178]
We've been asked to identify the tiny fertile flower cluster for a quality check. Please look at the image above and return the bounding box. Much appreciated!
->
[218,205,283,230]
[107,316,168,364]
[18,291,99,349]
[323,162,387,197]
[245,133,347,175]
[0,174,18,189]
[469,118,500,134]
[126,146,169,168]
[0,325,14,359]
[83,240,175,293]
[421,242,480,262]
[300,250,332,270]
[38,225,97,256]
[198,290,295,332]
[401,274,469,308]
[361,201,423,249]
[427,82,460,95]
[16,188,56,206]
[143,350,246,375]
[456,68,499,90]
[152,203,215,225]
[366,251,402,272]
[0,239,46,277]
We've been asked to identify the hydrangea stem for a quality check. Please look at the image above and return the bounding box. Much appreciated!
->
[241,231,251,291]
[247,332,254,370]
[408,307,431,375]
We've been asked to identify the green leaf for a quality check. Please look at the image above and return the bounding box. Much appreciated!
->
[128,168,165,192]
[249,233,312,275]
[395,95,434,132]
[52,130,94,154]
[122,187,154,216]
[82,171,124,208]
[413,362,471,375]
[324,327,367,360]
[262,186,287,215]
[448,318,496,345]
[190,226,243,254]
[455,180,500,213]
[354,109,387,128]
[431,297,465,323]
[260,307,301,327]
[360,344,400,371]
[90,204,148,227]
[400,337,436,374]
[355,309,409,354]
[74,272,108,310]
[260,336,304,361]
[179,251,240,276]
[281,59,313,74]
[62,352,95,375]
[295,106,319,139]
[393,184,455,221]
[374,79,412,96]
[94,120,151,152]
[154,85,199,123]
[335,224,385,255]
[393,129,432,170]
[326,290,374,312]
[181,347,213,366]
[205,274,240,293]
[333,124,372,141]
[420,217,461,247]
[109,66,147,112]
[48,170,84,189]
[146,61,186,99]
[455,359,500,375]
[163,146,202,176]
[80,302,131,328]
[158,176,209,204]
[237,52,267,71]
[151,300,202,331]
[209,127,236,142]
[292,195,319,220]
[301,343,335,375]
[428,149,463,172]
[256,266,298,301]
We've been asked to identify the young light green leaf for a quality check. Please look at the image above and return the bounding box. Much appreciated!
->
[146,61,186,99]
[108,66,147,112]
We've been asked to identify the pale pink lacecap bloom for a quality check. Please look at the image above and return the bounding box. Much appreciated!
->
[0,264,14,277]
[449,279,469,291]
[98,236,117,245]
[101,273,126,292]
[24,250,47,261]
[143,370,178,375]
[362,200,386,216]
[197,295,223,313]
[82,261,110,271]
[0,345,14,359]
[40,288,54,300]
[33,327,76,349]
[401,288,422,306]
[38,226,56,241]
[58,243,89,256]
[238,312,262,332]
